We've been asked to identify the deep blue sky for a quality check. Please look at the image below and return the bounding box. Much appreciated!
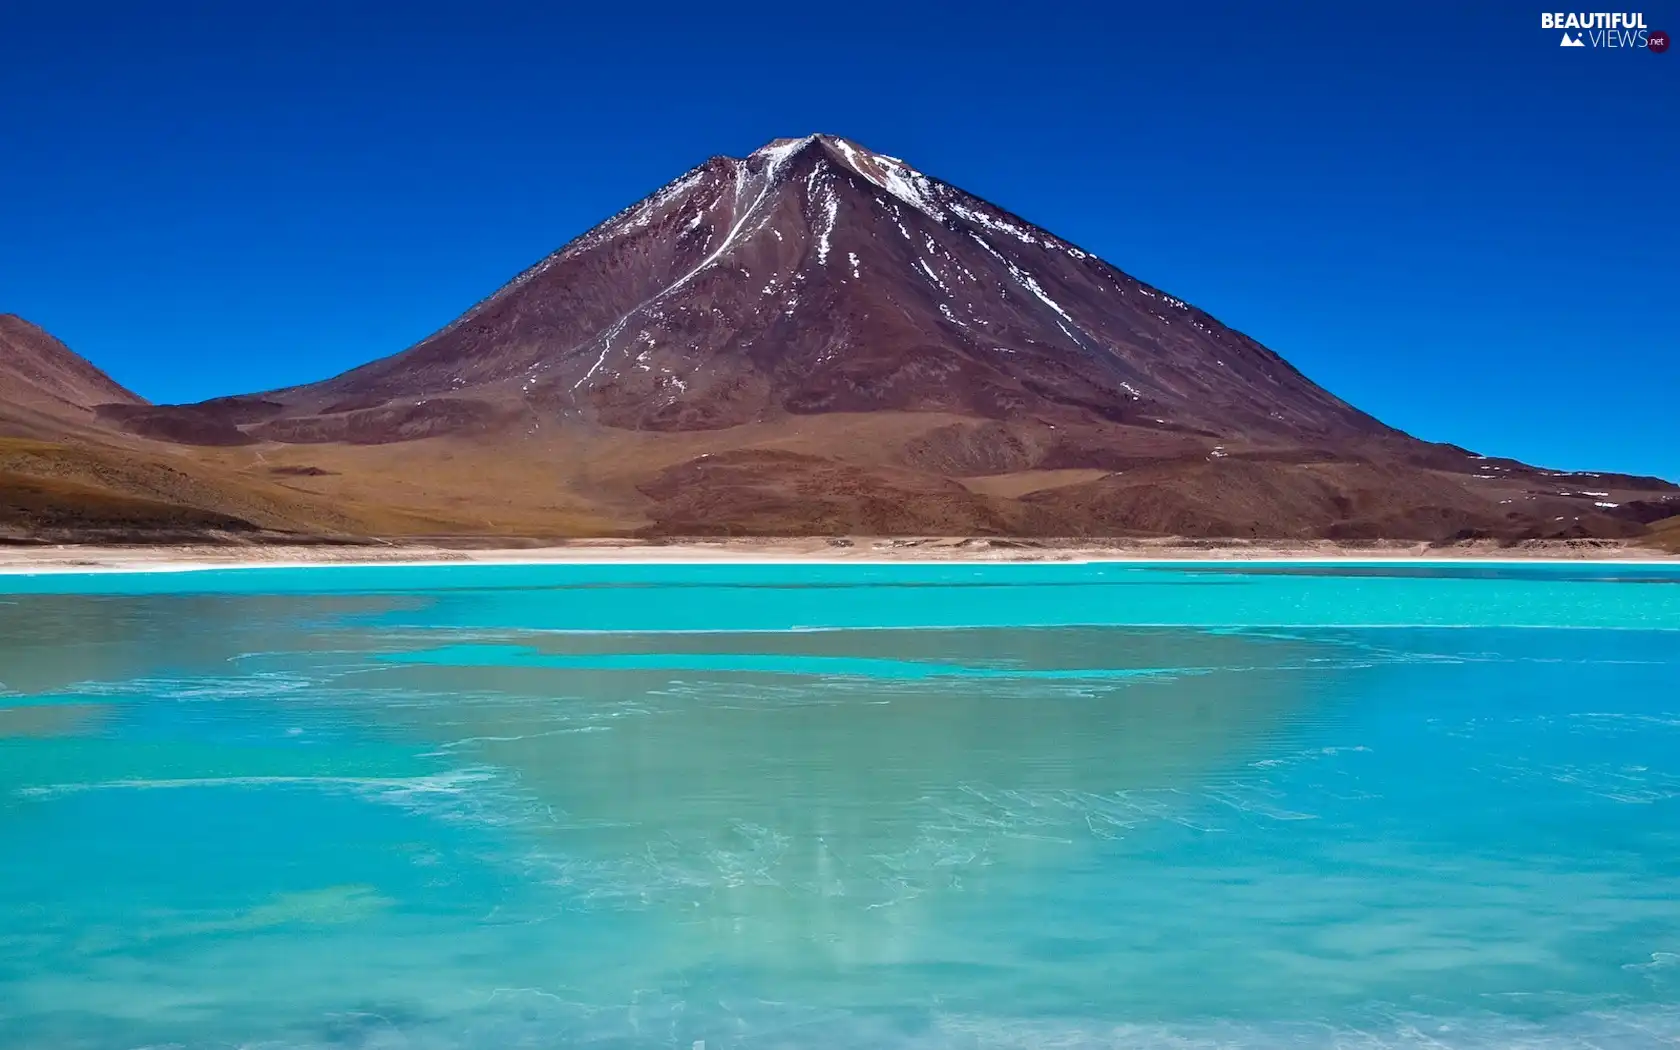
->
[3,2,1675,478]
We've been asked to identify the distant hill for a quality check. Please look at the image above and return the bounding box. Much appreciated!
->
[0,319,406,542]
[0,314,144,438]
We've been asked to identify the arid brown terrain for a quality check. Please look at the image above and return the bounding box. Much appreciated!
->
[0,317,429,541]
[4,135,1677,546]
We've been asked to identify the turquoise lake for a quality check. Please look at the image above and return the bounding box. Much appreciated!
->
[1,561,1677,1048]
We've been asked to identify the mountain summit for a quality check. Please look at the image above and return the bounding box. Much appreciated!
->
[90,136,1678,540]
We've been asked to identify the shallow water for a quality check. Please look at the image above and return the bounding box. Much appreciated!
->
[1,562,1677,1048]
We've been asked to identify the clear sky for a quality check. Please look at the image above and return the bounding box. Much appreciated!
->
[3,2,1675,478]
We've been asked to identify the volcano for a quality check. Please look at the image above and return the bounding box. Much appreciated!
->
[154,135,1384,443]
[58,135,1680,539]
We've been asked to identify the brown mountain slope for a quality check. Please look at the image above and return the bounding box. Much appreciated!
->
[1648,515,1680,553]
[0,314,145,438]
[40,135,1680,541]
[0,322,441,542]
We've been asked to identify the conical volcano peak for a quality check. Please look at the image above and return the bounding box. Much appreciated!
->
[746,133,909,170]
[751,134,824,155]
[742,135,917,185]
[749,133,874,158]
[220,129,1395,448]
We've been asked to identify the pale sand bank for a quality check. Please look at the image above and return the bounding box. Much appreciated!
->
[0,536,1674,574]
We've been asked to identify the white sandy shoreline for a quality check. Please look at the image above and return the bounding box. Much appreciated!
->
[0,537,1674,575]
